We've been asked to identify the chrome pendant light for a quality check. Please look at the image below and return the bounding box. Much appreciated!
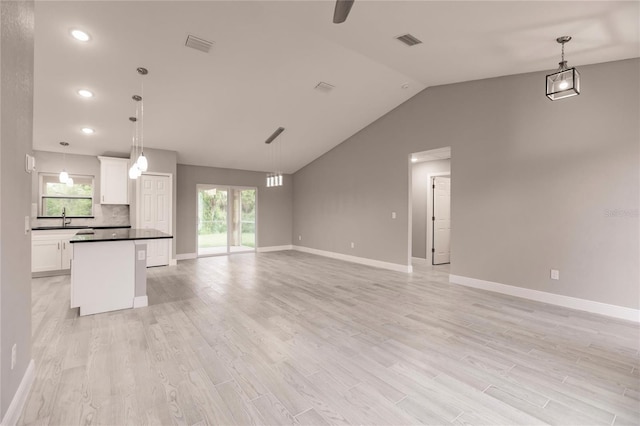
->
[129,67,149,179]
[58,141,70,184]
[135,67,149,172]
[546,36,581,101]
[265,127,285,188]
[128,114,141,179]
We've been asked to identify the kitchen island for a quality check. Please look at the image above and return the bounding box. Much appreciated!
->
[69,228,172,316]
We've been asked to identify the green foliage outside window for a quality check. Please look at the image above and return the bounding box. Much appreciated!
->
[197,188,256,248]
[40,174,94,217]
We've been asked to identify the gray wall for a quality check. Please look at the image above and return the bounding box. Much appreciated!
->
[176,164,292,255]
[411,159,450,259]
[31,150,130,228]
[31,150,101,203]
[293,58,639,309]
[0,0,34,417]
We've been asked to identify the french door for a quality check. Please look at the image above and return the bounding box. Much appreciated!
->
[197,185,256,256]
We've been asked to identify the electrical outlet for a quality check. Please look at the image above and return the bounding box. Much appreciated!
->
[11,344,16,370]
[550,269,560,280]
[138,250,146,261]
[350,242,355,248]
[298,235,302,241]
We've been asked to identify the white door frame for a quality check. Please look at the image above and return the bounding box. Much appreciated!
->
[195,184,258,257]
[426,172,450,264]
[136,172,174,264]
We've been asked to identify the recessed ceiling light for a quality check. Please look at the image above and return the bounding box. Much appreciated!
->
[401,83,410,90]
[81,127,95,134]
[71,29,90,42]
[77,89,94,98]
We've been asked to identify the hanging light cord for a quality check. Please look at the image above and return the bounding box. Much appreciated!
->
[140,77,144,155]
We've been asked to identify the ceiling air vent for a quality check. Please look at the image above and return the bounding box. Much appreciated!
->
[396,33,422,47]
[314,82,335,93]
[185,34,213,53]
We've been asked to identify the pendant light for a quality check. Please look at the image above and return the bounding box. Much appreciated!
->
[128,114,141,179]
[58,141,69,183]
[546,36,581,101]
[135,67,148,172]
[265,127,285,188]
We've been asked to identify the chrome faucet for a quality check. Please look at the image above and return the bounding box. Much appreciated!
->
[62,207,71,228]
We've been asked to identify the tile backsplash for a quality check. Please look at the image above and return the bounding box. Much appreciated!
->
[31,204,130,228]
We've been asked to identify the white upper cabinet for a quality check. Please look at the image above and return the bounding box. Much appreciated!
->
[98,156,129,204]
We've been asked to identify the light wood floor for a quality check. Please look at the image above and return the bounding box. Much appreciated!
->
[19,251,640,425]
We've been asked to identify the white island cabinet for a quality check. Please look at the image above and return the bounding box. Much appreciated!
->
[69,228,172,316]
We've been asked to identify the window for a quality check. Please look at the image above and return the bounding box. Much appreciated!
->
[39,173,94,217]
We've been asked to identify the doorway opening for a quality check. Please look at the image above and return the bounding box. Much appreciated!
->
[196,185,257,256]
[409,147,451,267]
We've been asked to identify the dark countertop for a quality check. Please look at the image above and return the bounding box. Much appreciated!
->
[32,225,132,231]
[69,228,173,244]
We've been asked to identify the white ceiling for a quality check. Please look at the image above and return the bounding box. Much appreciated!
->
[33,1,640,173]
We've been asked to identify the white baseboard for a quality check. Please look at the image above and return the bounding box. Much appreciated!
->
[257,245,293,253]
[1,359,35,426]
[449,274,640,323]
[293,245,412,273]
[133,295,148,308]
[175,253,196,260]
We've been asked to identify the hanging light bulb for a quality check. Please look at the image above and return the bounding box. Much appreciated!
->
[136,67,149,172]
[129,163,141,179]
[59,141,70,183]
[136,152,148,172]
[546,36,580,100]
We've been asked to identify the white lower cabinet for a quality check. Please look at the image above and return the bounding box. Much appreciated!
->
[32,231,75,273]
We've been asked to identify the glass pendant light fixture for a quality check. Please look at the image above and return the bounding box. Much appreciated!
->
[546,36,580,101]
[58,141,69,183]
[135,67,149,172]
[128,115,141,179]
[128,67,150,179]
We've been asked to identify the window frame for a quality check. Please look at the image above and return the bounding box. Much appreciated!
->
[38,173,95,218]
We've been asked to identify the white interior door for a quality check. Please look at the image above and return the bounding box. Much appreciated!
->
[432,176,451,265]
[140,174,171,267]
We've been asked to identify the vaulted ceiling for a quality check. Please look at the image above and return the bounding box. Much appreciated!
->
[33,1,639,173]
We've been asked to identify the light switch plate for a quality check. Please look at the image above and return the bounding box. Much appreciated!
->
[24,216,30,235]
[138,250,146,261]
[391,212,397,219]
[550,269,560,280]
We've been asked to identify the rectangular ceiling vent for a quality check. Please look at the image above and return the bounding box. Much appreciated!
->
[396,33,422,47]
[314,82,335,93]
[185,34,214,53]
[265,127,285,144]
